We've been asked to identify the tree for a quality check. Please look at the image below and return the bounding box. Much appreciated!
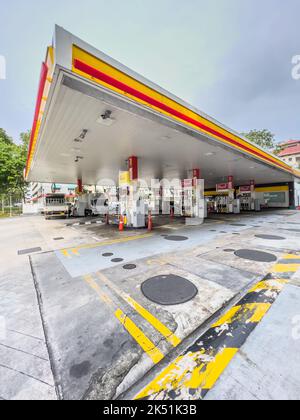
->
[241,129,275,151]
[0,128,13,145]
[0,128,30,198]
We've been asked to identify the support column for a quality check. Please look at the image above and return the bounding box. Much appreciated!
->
[128,156,138,181]
[77,178,83,194]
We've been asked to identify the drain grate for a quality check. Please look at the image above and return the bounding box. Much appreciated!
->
[53,237,64,241]
[141,274,198,305]
[255,234,286,240]
[123,264,137,270]
[164,235,189,242]
[234,249,277,262]
[111,258,124,263]
[18,247,42,256]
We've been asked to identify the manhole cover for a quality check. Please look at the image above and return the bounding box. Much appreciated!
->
[102,253,113,257]
[123,264,137,270]
[164,236,189,242]
[111,258,124,263]
[230,223,246,227]
[53,237,64,241]
[141,274,198,305]
[255,234,286,240]
[232,233,240,235]
[234,249,277,262]
[224,249,235,252]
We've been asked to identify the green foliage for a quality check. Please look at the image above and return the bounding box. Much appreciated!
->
[0,128,30,197]
[241,129,275,151]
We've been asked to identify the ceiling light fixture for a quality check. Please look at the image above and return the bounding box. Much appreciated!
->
[97,110,115,126]
[74,129,88,143]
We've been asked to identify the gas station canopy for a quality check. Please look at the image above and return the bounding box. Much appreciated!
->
[26,26,300,188]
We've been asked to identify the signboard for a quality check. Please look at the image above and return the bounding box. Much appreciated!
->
[264,192,286,203]
[119,171,131,186]
[239,185,251,193]
[183,179,193,188]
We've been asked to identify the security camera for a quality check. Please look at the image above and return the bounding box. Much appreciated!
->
[101,110,112,120]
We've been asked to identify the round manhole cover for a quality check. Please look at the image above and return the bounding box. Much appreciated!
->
[234,249,277,262]
[102,253,113,257]
[141,274,198,305]
[123,264,137,270]
[111,258,124,263]
[224,249,235,252]
[255,234,286,240]
[164,236,189,242]
[230,223,246,227]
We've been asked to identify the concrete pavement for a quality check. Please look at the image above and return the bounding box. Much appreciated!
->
[1,210,300,400]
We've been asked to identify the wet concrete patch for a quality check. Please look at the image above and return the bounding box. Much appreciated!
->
[141,274,198,305]
[255,234,286,240]
[234,249,277,263]
[70,361,91,379]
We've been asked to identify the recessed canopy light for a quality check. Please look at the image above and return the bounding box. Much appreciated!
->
[74,129,88,142]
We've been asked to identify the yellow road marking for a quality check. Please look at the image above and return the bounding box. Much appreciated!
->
[96,272,181,347]
[63,233,153,253]
[272,264,300,273]
[282,254,300,260]
[212,303,271,327]
[134,347,238,400]
[115,309,164,364]
[84,275,113,306]
[249,279,288,293]
[61,250,71,258]
[84,275,165,364]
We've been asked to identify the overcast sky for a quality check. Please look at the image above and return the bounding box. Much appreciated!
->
[0,0,299,143]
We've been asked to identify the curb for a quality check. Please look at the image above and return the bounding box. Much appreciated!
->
[133,252,300,400]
